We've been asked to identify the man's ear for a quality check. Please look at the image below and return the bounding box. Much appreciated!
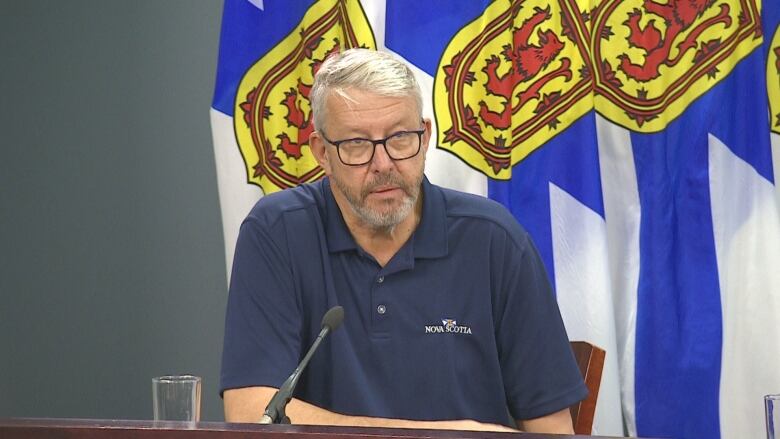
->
[309,131,332,175]
[421,118,433,155]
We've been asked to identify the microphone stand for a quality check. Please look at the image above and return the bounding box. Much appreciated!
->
[260,306,344,424]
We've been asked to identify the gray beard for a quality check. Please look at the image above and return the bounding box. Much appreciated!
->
[331,172,421,231]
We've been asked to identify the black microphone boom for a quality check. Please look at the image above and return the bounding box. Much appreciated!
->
[259,306,344,424]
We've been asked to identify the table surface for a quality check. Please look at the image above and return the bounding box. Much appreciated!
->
[0,417,640,439]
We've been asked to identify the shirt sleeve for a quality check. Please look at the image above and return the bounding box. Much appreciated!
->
[493,229,588,420]
[220,214,302,396]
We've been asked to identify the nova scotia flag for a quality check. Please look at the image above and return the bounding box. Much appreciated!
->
[211,1,780,437]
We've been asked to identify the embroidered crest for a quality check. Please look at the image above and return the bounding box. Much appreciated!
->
[433,0,593,179]
[593,0,762,132]
[234,0,376,193]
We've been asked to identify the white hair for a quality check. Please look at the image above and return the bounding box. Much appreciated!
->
[310,48,423,132]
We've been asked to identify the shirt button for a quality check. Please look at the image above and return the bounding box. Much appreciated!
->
[377,304,386,315]
[377,276,384,284]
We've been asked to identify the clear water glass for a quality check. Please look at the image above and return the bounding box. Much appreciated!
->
[152,375,201,422]
[767,394,780,439]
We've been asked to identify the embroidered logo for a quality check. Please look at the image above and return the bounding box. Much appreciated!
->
[424,318,473,335]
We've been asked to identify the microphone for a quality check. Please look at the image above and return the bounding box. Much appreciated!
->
[259,305,344,424]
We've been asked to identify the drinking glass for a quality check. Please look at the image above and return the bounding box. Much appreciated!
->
[152,375,201,422]
[766,394,780,439]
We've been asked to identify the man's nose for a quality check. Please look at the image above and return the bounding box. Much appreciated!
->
[369,143,395,172]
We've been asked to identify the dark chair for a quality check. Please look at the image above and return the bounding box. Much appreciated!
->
[569,341,606,435]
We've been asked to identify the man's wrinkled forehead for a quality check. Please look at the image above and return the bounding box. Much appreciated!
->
[321,87,422,122]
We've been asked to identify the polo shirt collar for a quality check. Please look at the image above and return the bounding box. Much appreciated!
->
[412,177,448,259]
[323,178,358,253]
[322,176,448,259]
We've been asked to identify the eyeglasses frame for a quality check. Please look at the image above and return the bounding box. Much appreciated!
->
[319,125,426,167]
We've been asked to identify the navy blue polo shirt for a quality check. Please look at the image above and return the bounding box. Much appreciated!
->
[220,177,587,425]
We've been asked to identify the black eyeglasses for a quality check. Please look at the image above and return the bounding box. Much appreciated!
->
[320,128,425,166]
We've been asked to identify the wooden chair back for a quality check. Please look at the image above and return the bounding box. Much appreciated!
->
[569,341,606,435]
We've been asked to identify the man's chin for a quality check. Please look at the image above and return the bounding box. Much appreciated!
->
[365,199,407,216]
[356,201,412,229]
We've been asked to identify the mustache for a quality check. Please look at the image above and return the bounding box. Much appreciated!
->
[361,173,408,197]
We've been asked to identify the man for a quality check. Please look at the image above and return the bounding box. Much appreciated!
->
[220,48,587,434]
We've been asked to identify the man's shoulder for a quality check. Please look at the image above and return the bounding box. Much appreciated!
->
[436,185,527,236]
[245,180,324,226]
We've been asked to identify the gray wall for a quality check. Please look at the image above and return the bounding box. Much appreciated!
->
[0,1,229,421]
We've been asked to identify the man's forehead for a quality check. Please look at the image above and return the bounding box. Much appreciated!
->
[328,89,419,121]
[326,87,415,108]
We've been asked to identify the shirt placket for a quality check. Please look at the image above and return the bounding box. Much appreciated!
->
[371,271,391,336]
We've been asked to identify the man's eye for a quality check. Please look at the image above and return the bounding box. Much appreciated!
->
[391,132,414,141]
[343,139,368,148]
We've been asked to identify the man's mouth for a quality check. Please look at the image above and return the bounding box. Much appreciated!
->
[372,185,400,193]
